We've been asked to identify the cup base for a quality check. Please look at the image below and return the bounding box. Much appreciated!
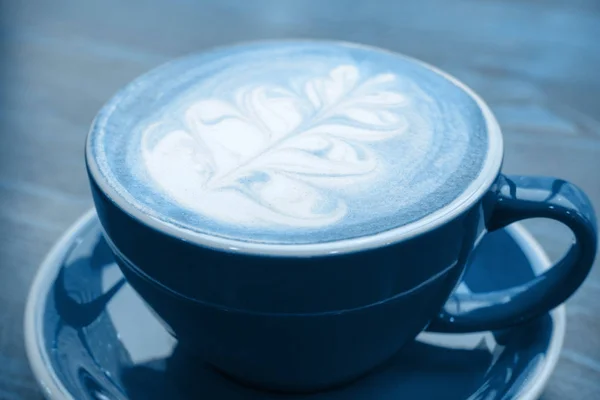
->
[210,363,372,394]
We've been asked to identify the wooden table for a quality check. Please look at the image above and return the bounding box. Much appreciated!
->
[1,0,598,398]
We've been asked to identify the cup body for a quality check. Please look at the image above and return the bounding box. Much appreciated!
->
[87,172,493,391]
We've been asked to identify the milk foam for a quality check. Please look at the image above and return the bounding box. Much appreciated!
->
[90,42,489,244]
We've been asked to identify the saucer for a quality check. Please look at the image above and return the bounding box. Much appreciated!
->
[25,210,565,400]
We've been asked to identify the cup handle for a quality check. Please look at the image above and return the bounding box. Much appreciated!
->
[427,174,598,333]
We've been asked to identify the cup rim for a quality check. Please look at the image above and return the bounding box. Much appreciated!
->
[85,39,504,257]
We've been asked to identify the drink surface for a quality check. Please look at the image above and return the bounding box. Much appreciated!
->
[89,41,490,244]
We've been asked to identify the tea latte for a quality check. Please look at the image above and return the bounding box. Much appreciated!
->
[88,41,490,244]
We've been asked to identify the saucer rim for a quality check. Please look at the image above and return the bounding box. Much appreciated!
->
[24,209,566,400]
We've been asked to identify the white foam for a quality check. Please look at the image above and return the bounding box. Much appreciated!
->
[89,42,489,243]
[141,64,450,229]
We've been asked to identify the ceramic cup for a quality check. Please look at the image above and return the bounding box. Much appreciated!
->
[85,40,597,393]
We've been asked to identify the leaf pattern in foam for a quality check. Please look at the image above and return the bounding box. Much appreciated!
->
[142,64,410,228]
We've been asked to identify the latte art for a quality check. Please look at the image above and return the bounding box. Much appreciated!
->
[89,41,490,244]
[142,65,410,228]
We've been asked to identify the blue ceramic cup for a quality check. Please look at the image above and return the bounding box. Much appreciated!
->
[85,41,597,392]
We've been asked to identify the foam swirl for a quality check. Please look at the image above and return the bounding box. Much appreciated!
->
[141,65,411,228]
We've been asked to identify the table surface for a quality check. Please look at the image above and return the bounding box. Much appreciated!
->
[1,0,599,398]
